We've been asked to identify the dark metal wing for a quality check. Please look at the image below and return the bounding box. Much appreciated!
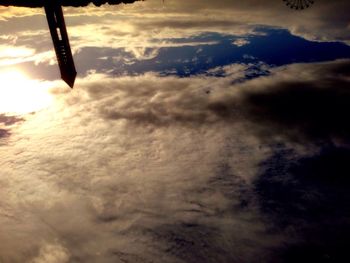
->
[45,3,76,88]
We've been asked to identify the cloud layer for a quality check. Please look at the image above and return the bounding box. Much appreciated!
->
[1,59,349,262]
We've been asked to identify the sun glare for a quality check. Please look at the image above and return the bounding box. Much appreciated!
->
[0,70,54,115]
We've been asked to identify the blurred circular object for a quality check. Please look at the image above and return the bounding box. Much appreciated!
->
[283,0,315,10]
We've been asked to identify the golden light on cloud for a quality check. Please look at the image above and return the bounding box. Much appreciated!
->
[0,45,36,66]
[0,70,54,115]
[0,46,34,58]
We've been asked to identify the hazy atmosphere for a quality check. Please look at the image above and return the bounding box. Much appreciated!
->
[0,1,349,262]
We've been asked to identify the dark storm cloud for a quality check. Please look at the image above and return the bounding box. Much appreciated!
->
[243,80,349,143]
[242,61,350,144]
[208,59,350,145]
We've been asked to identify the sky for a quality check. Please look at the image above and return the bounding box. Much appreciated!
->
[0,0,350,262]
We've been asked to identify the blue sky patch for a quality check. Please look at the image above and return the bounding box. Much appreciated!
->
[72,27,350,78]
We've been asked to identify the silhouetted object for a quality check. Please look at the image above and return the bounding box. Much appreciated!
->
[45,2,76,87]
[283,0,314,10]
[0,0,138,8]
[0,0,139,87]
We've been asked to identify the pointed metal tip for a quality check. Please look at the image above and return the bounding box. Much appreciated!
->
[62,71,77,88]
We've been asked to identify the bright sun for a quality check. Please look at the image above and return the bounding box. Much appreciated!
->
[0,70,54,115]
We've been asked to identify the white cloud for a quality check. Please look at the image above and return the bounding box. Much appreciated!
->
[0,69,271,262]
[31,243,70,263]
[232,38,250,47]
[0,45,54,66]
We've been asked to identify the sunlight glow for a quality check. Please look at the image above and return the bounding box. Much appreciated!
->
[0,46,34,58]
[0,70,54,115]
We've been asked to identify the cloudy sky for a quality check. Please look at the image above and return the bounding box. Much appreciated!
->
[0,0,350,262]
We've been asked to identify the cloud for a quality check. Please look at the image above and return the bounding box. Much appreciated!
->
[232,38,249,47]
[0,114,24,141]
[0,128,10,139]
[48,59,350,143]
[207,59,350,146]
[0,63,274,262]
[30,243,70,263]
[2,0,350,51]
[61,0,350,44]
[0,114,24,126]
[0,44,55,66]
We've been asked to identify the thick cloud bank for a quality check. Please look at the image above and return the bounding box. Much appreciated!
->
[1,59,349,262]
